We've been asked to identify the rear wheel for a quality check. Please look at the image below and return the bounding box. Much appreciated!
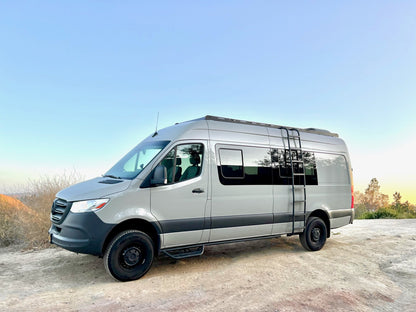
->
[299,217,327,251]
[104,230,154,282]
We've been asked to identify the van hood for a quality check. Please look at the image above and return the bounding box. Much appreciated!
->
[56,177,132,202]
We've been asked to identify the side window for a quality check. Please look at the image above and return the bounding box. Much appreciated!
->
[159,143,204,184]
[218,146,272,185]
[271,149,291,184]
[315,153,348,184]
[177,144,204,182]
[303,151,318,185]
[271,149,318,185]
[242,147,272,184]
[161,149,176,183]
[219,149,244,178]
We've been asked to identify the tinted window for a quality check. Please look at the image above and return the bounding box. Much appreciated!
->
[303,151,318,185]
[218,146,317,186]
[271,149,317,185]
[218,147,272,185]
[219,149,244,178]
[242,147,272,185]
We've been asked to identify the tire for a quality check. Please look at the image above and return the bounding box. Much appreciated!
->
[104,230,154,282]
[299,217,327,251]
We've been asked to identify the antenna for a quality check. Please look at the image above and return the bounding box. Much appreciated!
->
[152,112,159,137]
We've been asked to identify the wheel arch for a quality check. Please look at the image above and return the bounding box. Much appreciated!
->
[307,209,331,238]
[102,218,161,256]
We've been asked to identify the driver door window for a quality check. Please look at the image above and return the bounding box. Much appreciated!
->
[160,143,204,184]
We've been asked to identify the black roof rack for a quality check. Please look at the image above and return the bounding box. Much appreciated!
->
[204,115,339,137]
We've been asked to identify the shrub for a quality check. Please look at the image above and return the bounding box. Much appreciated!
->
[0,195,40,247]
[367,207,398,219]
[354,203,370,219]
[357,206,416,219]
[0,172,81,249]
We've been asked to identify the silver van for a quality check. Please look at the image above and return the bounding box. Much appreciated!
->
[49,116,354,281]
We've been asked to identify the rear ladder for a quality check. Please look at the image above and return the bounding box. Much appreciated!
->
[280,127,307,234]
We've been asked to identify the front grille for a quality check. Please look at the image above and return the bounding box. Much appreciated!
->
[51,198,72,224]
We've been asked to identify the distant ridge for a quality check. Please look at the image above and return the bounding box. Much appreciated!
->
[0,194,39,217]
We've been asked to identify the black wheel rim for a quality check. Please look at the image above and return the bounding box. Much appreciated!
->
[311,227,321,242]
[120,245,144,269]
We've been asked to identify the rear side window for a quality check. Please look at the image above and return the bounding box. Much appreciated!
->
[315,153,349,184]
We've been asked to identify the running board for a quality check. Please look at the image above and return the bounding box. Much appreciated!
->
[162,245,205,259]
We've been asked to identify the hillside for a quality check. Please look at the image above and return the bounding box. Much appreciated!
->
[0,194,41,246]
[0,194,37,213]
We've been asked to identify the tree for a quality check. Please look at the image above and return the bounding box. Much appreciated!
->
[364,178,389,211]
[354,179,416,219]
[393,192,402,206]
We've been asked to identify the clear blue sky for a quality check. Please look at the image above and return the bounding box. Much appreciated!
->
[1,1,415,201]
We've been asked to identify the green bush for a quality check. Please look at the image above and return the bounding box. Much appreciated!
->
[366,207,398,219]
[354,204,370,219]
[357,205,416,219]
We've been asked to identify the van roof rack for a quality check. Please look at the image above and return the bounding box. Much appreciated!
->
[203,115,339,137]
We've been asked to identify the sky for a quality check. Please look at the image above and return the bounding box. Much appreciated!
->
[1,1,415,203]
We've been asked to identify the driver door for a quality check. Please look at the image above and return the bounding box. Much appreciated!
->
[150,141,209,248]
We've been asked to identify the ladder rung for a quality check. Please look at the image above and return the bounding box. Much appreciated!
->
[293,173,305,176]
[294,200,306,203]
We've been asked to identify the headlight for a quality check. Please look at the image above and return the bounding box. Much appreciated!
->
[70,199,109,213]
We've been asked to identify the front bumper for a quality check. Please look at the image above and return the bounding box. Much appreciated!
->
[49,211,114,256]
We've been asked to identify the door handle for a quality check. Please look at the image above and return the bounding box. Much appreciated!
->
[192,188,204,194]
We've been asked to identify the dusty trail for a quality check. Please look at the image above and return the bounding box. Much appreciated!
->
[1,219,415,311]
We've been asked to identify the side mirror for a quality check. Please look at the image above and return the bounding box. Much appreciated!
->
[151,165,167,186]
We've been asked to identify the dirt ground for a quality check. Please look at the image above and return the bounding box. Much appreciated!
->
[0,219,415,312]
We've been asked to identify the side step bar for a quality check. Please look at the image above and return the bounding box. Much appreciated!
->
[162,245,205,260]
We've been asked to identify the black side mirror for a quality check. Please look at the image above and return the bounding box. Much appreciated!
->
[151,165,167,186]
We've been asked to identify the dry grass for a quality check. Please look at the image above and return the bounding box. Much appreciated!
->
[0,172,82,249]
[0,195,40,247]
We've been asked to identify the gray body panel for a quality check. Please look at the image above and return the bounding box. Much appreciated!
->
[56,177,131,201]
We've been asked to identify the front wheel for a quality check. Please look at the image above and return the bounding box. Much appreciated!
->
[299,217,327,251]
[104,230,154,282]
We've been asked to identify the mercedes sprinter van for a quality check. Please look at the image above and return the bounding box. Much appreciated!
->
[49,116,354,281]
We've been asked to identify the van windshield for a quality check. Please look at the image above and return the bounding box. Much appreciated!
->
[104,140,170,180]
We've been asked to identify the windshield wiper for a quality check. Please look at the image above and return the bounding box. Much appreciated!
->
[102,174,123,179]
